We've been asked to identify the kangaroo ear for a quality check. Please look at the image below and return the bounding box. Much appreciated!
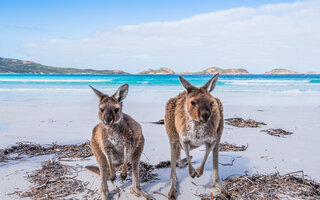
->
[113,84,129,102]
[202,73,219,92]
[89,85,106,101]
[179,76,194,92]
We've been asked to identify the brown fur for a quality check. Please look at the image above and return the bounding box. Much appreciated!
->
[164,74,224,199]
[87,85,153,200]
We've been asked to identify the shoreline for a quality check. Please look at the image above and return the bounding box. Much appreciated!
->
[0,73,319,75]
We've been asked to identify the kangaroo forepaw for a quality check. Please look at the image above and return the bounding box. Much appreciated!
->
[196,168,204,177]
[168,188,177,200]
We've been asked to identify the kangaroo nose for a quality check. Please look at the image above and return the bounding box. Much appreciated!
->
[104,117,113,125]
[201,113,209,122]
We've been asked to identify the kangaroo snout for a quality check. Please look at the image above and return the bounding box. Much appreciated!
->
[200,112,210,123]
[200,113,209,123]
[104,116,113,125]
[102,109,115,125]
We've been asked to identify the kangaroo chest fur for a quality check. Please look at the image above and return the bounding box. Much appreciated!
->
[103,124,134,167]
[106,127,125,151]
[179,119,216,149]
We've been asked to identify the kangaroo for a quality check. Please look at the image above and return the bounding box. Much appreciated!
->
[86,84,153,200]
[164,74,224,199]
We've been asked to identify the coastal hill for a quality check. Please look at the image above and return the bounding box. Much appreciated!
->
[139,67,250,75]
[265,68,319,74]
[265,69,300,74]
[183,67,250,75]
[0,57,129,74]
[138,67,175,75]
[1,57,318,75]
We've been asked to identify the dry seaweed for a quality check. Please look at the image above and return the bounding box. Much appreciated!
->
[154,160,171,169]
[139,161,159,183]
[212,171,320,200]
[128,158,192,182]
[219,142,248,152]
[11,159,98,200]
[261,128,293,137]
[1,141,247,163]
[225,118,266,128]
[12,159,157,199]
[0,142,47,162]
[0,141,92,162]
[85,161,159,183]
[127,161,159,183]
[154,157,190,169]
[151,119,165,125]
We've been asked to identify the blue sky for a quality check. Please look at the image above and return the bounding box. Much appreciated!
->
[1,0,319,73]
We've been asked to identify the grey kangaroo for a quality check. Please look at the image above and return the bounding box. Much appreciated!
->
[164,74,224,199]
[86,84,153,200]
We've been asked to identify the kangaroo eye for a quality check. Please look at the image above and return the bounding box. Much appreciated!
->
[100,108,104,113]
[191,101,196,106]
[210,102,214,107]
[114,108,119,113]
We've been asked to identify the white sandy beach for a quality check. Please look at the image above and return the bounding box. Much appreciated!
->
[1,89,320,199]
[1,0,320,198]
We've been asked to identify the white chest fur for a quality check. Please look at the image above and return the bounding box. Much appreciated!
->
[179,119,216,148]
[104,126,125,151]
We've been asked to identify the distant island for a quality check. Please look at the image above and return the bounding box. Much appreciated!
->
[139,67,318,75]
[0,57,129,74]
[265,69,299,74]
[138,67,249,75]
[179,67,250,75]
[138,67,175,75]
[265,68,319,75]
[0,57,318,75]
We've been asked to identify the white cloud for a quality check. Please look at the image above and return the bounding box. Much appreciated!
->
[20,0,320,73]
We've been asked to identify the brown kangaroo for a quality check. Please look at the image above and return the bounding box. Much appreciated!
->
[86,84,153,200]
[164,74,224,199]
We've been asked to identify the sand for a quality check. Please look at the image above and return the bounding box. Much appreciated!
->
[1,94,320,199]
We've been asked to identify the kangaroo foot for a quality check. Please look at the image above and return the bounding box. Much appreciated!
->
[120,171,127,180]
[109,169,116,182]
[131,187,154,200]
[168,188,177,200]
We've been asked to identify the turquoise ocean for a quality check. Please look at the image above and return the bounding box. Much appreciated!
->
[0,74,319,105]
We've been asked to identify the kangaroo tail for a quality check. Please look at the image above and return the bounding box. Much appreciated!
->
[85,165,100,175]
